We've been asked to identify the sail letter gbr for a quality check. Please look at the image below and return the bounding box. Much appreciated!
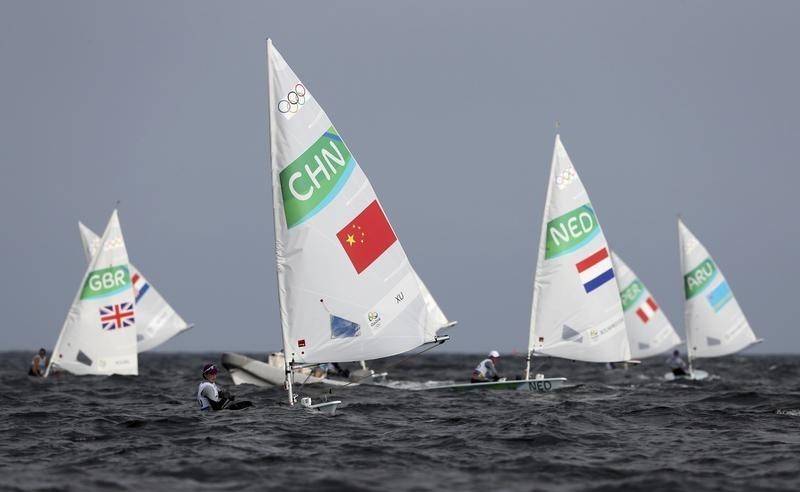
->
[279,126,355,228]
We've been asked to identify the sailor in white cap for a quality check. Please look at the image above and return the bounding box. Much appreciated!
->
[471,350,502,383]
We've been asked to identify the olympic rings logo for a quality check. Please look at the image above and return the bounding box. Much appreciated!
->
[555,168,577,189]
[277,83,307,114]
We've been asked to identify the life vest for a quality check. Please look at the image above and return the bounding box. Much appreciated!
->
[472,358,494,380]
[197,381,219,410]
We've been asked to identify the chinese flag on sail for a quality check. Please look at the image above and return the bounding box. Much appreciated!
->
[336,200,397,274]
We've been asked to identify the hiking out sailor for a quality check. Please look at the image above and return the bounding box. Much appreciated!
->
[471,350,502,383]
[197,363,234,411]
[29,348,47,377]
[666,350,688,376]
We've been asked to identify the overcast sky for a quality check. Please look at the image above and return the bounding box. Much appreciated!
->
[1,1,798,355]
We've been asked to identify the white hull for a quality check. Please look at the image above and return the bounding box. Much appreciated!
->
[221,352,366,387]
[300,399,341,416]
[664,369,709,381]
[422,378,567,393]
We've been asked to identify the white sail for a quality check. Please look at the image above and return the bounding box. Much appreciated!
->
[528,135,630,363]
[78,222,192,352]
[267,39,452,366]
[46,210,138,376]
[678,219,758,359]
[611,251,681,359]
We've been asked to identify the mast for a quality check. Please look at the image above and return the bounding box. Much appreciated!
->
[526,134,560,380]
[267,39,295,406]
[677,217,694,375]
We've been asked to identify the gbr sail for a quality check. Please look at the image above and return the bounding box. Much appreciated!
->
[611,251,681,359]
[267,39,452,365]
[678,218,759,358]
[46,210,138,376]
[79,222,192,352]
[528,135,631,363]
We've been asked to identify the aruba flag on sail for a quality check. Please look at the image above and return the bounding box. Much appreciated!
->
[707,281,733,312]
[575,247,614,293]
[336,200,397,274]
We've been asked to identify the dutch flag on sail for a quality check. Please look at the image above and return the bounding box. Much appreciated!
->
[131,273,150,304]
[575,247,614,293]
[636,296,659,323]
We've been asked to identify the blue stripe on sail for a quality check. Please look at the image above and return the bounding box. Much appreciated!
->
[323,132,342,142]
[707,281,733,312]
[584,268,615,293]
[290,156,356,228]
[135,283,150,303]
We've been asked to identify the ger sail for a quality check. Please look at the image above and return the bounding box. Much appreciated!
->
[526,135,632,377]
[45,210,138,376]
[267,39,453,410]
[611,251,681,359]
[79,222,192,352]
[676,218,761,379]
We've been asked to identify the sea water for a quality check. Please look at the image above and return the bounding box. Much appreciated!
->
[2,352,799,491]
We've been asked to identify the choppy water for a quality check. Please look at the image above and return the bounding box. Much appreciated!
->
[2,352,799,491]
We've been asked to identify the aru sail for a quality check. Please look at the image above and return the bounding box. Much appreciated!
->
[45,210,138,376]
[267,40,452,366]
[611,251,681,359]
[528,135,631,365]
[79,222,192,352]
[678,219,759,359]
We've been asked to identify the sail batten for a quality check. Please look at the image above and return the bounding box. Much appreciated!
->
[267,40,452,366]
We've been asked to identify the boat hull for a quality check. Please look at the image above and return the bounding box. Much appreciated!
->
[221,352,354,387]
[664,370,709,381]
[422,378,567,392]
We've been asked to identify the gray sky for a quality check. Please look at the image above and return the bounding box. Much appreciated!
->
[1,1,798,354]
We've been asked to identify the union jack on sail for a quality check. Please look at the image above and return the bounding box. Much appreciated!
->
[99,303,135,331]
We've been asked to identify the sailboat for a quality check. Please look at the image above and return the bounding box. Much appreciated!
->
[611,251,681,359]
[45,210,138,376]
[259,39,454,413]
[78,222,192,352]
[669,218,762,380]
[427,135,628,392]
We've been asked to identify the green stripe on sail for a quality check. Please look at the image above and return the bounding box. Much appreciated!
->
[684,258,718,299]
[620,279,644,311]
[80,265,131,300]
[545,204,600,259]
[280,127,354,228]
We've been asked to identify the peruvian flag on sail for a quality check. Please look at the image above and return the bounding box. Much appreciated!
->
[636,296,659,323]
[336,200,397,274]
[575,247,615,293]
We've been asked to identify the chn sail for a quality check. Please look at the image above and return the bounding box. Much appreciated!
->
[267,40,452,375]
[528,135,631,369]
[678,218,759,360]
[45,210,138,376]
[611,251,681,359]
[79,222,192,352]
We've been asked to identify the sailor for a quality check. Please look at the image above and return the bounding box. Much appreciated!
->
[28,348,47,377]
[197,363,234,411]
[471,350,502,383]
[666,350,688,376]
